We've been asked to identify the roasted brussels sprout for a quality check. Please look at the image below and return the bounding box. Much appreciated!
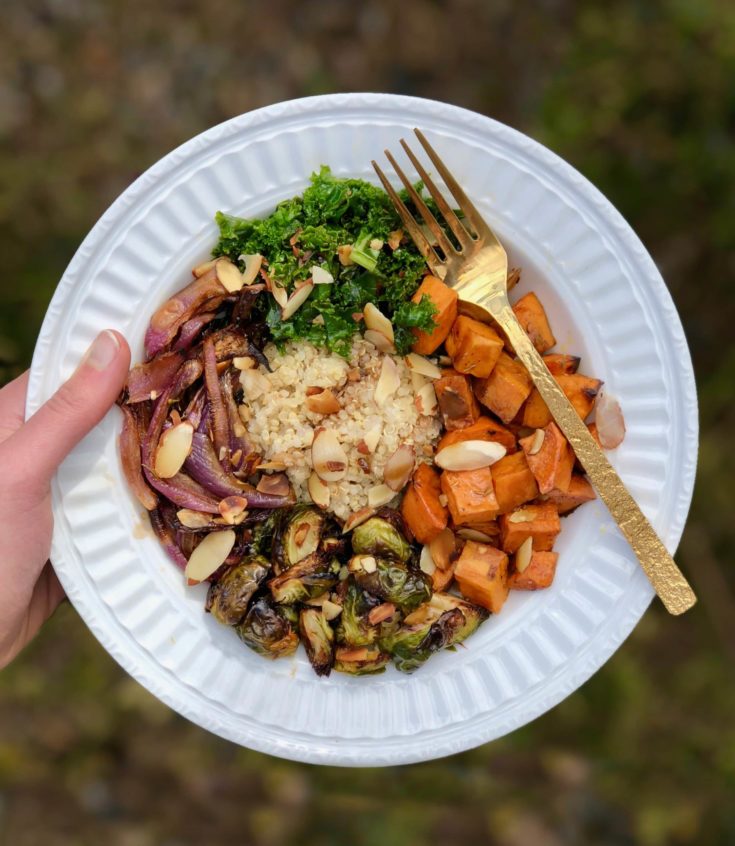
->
[205,556,270,626]
[299,608,335,676]
[236,596,299,659]
[429,592,488,641]
[273,505,327,572]
[268,554,340,604]
[350,556,432,611]
[335,580,381,647]
[248,508,285,557]
[351,517,411,563]
[333,645,390,675]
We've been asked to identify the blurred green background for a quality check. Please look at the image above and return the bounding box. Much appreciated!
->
[1,0,734,844]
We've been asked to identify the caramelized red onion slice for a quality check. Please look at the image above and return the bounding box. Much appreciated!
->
[203,336,231,472]
[119,405,158,510]
[143,468,221,513]
[126,352,184,404]
[173,313,217,351]
[149,507,189,570]
[221,369,255,473]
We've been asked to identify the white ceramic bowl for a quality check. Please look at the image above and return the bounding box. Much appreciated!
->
[27,94,698,766]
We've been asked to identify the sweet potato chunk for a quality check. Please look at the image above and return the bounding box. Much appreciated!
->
[445,315,504,378]
[511,292,556,353]
[499,502,561,553]
[411,275,458,354]
[401,463,448,544]
[434,370,481,431]
[521,373,602,428]
[437,416,517,454]
[473,352,533,424]
[454,540,509,613]
[519,422,573,494]
[543,354,581,375]
[441,467,499,526]
[432,561,456,592]
[542,474,596,515]
[490,451,539,514]
[509,551,558,590]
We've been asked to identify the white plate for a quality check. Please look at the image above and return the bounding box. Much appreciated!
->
[27,94,698,766]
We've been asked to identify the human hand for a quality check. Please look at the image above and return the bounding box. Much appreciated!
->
[0,330,130,668]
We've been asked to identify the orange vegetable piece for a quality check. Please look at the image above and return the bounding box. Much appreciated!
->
[543,353,581,375]
[511,292,556,353]
[521,373,602,428]
[490,451,539,514]
[473,352,533,424]
[445,315,504,378]
[509,550,558,590]
[440,467,499,526]
[401,463,448,544]
[519,422,573,494]
[542,474,596,515]
[454,540,509,613]
[434,369,481,431]
[411,275,459,354]
[437,416,517,454]
[432,561,456,592]
[499,502,561,553]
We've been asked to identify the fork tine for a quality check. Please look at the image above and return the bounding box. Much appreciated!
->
[383,150,457,260]
[371,160,443,275]
[413,129,490,238]
[399,139,472,249]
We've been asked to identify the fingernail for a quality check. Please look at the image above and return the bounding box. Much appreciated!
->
[83,330,120,372]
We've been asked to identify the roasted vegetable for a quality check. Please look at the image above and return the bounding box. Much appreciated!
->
[273,505,327,572]
[490,451,540,514]
[205,556,270,626]
[440,467,499,526]
[454,540,510,613]
[351,517,411,563]
[299,608,335,676]
[437,415,516,454]
[268,554,340,604]
[401,463,448,544]
[521,374,602,428]
[445,315,504,378]
[333,646,390,675]
[473,352,533,424]
[508,550,559,590]
[511,291,556,353]
[519,422,574,494]
[335,581,382,647]
[498,502,561,553]
[540,474,596,515]
[410,274,458,354]
[349,556,432,611]
[236,596,299,659]
[433,369,482,431]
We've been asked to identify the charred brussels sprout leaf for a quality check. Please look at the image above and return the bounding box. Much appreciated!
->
[335,580,381,647]
[351,517,411,563]
[249,509,286,558]
[205,556,270,626]
[429,593,488,641]
[351,558,432,611]
[333,646,390,676]
[268,554,340,604]
[273,505,326,572]
[299,608,335,677]
[380,608,465,673]
[236,597,299,659]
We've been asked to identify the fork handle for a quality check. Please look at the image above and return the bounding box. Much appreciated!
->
[494,304,696,615]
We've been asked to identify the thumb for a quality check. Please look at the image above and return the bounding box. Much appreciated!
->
[11,330,131,489]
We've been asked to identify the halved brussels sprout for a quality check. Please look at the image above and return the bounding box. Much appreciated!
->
[379,608,465,673]
[333,645,390,675]
[205,555,270,626]
[335,580,381,648]
[248,508,286,557]
[429,592,488,641]
[351,517,411,563]
[268,554,340,605]
[273,505,327,572]
[236,596,299,659]
[350,557,432,611]
[299,608,335,676]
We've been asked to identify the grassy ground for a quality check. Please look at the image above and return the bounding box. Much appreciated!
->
[0,1,733,844]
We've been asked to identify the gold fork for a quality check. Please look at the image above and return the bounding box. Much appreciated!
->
[373,129,696,615]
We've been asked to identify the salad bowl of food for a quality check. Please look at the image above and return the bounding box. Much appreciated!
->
[27,93,697,765]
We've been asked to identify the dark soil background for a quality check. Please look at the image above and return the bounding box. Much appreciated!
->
[0,1,733,844]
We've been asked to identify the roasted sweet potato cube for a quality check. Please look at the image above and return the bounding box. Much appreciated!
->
[454,540,509,613]
[434,369,481,431]
[441,467,499,526]
[521,373,602,428]
[520,422,573,494]
[445,315,504,378]
[437,416,517,454]
[401,463,448,544]
[473,352,533,424]
[411,275,458,354]
[499,502,561,553]
[543,353,581,375]
[509,550,558,590]
[542,474,596,515]
[490,451,539,514]
[432,561,456,593]
[453,519,500,541]
[511,292,556,353]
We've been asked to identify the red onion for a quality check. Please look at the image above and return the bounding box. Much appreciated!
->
[119,405,158,510]
[203,337,231,472]
[149,507,189,570]
[126,352,184,404]
[173,313,217,351]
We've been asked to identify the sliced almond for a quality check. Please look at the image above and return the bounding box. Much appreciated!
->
[176,509,212,529]
[434,440,507,472]
[437,355,453,366]
[307,471,331,509]
[239,253,264,286]
[218,496,248,525]
[256,460,288,471]
[595,392,626,450]
[361,555,377,573]
[508,508,536,524]
[257,473,291,497]
[405,353,441,380]
[410,370,430,392]
[363,424,382,453]
[216,258,245,293]
[337,244,354,266]
[415,383,438,416]
[419,544,436,575]
[233,356,256,370]
[363,303,395,343]
[515,536,533,573]
[367,483,395,508]
[282,281,314,320]
[374,356,400,407]
[528,428,545,456]
[368,602,396,625]
[193,258,217,277]
[184,529,236,583]
[322,600,343,621]
[387,229,403,250]
[438,493,449,508]
[239,368,271,400]
[457,527,495,542]
[305,593,328,607]
[311,428,348,482]
[342,507,377,534]
[429,528,456,571]
[363,328,396,354]
[383,444,416,492]
[154,421,194,478]
[310,265,334,285]
[305,388,341,415]
[271,279,288,308]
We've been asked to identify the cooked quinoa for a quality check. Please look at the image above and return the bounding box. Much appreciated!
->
[242,338,442,520]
